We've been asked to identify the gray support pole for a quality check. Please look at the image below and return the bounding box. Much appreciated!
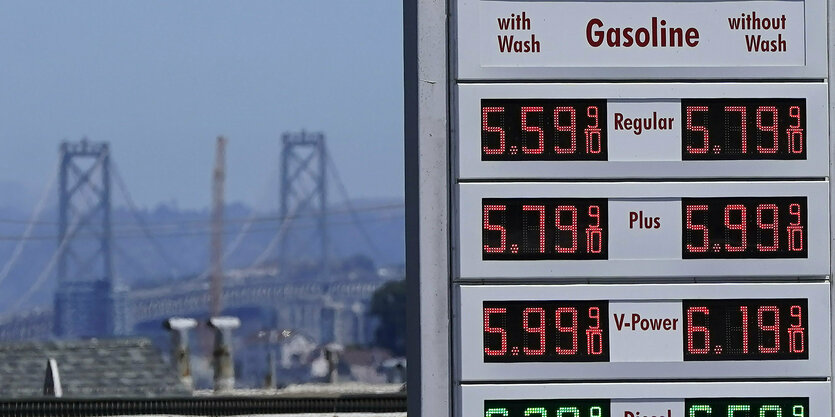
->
[318,134,328,278]
[280,133,290,265]
[828,0,833,409]
[57,143,69,285]
[101,144,113,287]
[405,0,451,415]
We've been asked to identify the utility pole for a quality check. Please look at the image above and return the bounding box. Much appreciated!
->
[210,136,226,317]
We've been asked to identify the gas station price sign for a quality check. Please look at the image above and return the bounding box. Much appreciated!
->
[483,299,807,363]
[457,284,830,380]
[460,382,831,416]
[454,0,827,79]
[459,83,828,179]
[481,98,806,161]
[483,398,809,417]
[484,398,809,417]
[482,197,807,261]
[460,182,828,279]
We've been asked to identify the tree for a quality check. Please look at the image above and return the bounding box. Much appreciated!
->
[369,279,406,356]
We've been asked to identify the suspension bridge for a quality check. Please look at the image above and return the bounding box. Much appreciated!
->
[0,134,404,343]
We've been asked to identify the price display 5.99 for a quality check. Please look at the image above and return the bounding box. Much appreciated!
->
[682,197,807,259]
[482,299,809,362]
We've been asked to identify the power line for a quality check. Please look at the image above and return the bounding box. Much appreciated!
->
[0,203,403,241]
[0,209,404,242]
[0,203,404,227]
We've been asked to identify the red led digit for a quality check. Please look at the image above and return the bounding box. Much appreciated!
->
[555,205,578,253]
[788,305,805,354]
[482,107,506,155]
[522,307,546,356]
[723,204,747,252]
[787,203,804,252]
[586,306,604,355]
[685,205,710,253]
[483,308,508,356]
[483,205,507,254]
[739,306,749,354]
[522,205,546,254]
[757,306,780,354]
[555,307,578,355]
[554,106,577,154]
[787,106,803,154]
[756,204,779,252]
[586,205,603,254]
[521,106,545,154]
[585,106,602,154]
[724,106,747,154]
[685,106,710,154]
[756,106,779,154]
[686,306,711,354]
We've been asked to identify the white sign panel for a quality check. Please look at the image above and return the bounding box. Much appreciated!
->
[460,382,831,417]
[457,181,829,279]
[457,83,829,179]
[456,283,830,380]
[456,0,827,79]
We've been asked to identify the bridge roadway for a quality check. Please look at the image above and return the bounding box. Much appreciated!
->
[0,268,390,343]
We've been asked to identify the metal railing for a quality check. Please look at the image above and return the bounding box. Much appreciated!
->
[0,393,406,416]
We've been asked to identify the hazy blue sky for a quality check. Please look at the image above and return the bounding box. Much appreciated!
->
[0,1,404,210]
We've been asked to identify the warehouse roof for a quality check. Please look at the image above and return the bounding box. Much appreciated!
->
[0,338,190,398]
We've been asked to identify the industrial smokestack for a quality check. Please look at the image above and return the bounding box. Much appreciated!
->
[208,316,240,392]
[164,317,197,390]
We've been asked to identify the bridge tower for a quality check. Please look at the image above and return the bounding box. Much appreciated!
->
[279,131,329,277]
[54,139,121,338]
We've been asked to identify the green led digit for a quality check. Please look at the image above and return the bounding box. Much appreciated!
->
[557,406,580,417]
[591,406,603,417]
[690,405,712,417]
[525,407,547,417]
[760,405,782,417]
[486,408,509,417]
[792,406,805,417]
[729,404,750,417]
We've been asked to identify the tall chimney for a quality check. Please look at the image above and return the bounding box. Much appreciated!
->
[208,316,240,392]
[164,317,197,390]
